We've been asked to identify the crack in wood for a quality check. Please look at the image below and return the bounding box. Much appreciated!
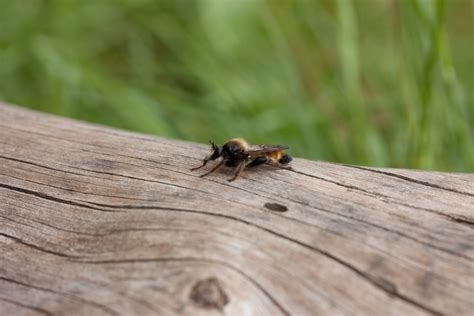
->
[447,214,474,226]
[0,296,53,316]
[0,233,82,259]
[0,182,119,213]
[290,169,474,229]
[0,153,212,196]
[1,171,146,203]
[0,155,87,177]
[0,276,118,315]
[344,165,474,197]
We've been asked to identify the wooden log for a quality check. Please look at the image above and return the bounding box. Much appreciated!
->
[0,102,472,315]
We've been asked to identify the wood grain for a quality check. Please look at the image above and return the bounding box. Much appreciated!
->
[0,102,473,315]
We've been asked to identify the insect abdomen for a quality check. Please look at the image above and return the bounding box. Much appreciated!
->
[279,153,292,164]
[265,151,283,161]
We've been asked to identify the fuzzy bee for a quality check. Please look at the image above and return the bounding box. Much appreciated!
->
[190,138,293,182]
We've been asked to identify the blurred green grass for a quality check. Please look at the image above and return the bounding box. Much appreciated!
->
[0,0,472,171]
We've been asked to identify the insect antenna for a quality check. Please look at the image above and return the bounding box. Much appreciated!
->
[209,140,218,151]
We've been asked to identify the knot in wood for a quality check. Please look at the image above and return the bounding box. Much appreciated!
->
[189,277,229,310]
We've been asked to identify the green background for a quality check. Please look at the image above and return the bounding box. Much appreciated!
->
[1,0,472,171]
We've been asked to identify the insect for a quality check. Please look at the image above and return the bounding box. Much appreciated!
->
[190,138,293,182]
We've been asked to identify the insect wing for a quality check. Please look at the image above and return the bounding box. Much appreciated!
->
[247,144,289,154]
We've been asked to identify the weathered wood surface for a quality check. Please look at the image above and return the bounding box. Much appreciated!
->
[0,102,473,316]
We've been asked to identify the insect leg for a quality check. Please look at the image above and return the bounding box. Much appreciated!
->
[190,160,209,171]
[199,160,224,178]
[247,156,267,168]
[228,161,247,182]
[199,159,224,177]
[266,158,293,170]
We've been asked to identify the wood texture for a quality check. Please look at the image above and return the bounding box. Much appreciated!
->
[0,103,473,316]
